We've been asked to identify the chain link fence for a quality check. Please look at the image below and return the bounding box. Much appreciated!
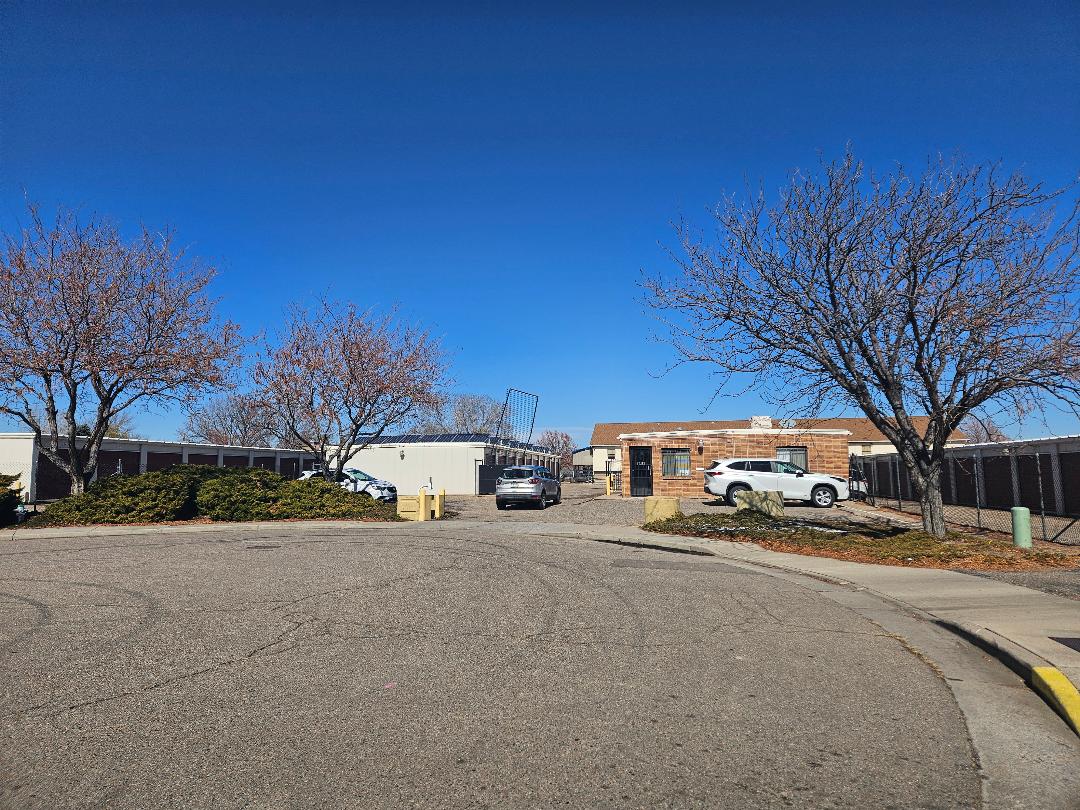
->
[850,438,1080,545]
[0,460,30,501]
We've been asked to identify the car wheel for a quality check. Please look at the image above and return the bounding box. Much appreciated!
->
[554,487,562,504]
[496,500,507,510]
[537,492,547,510]
[811,486,835,508]
[726,484,750,507]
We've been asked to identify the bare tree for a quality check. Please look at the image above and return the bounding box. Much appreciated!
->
[536,429,574,470]
[102,411,144,439]
[412,393,506,435]
[254,299,445,480]
[180,394,276,447]
[647,150,1080,536]
[0,204,240,494]
[958,415,1011,444]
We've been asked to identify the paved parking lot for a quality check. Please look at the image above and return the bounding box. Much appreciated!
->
[1,521,982,808]
[452,485,1080,601]
[448,483,880,527]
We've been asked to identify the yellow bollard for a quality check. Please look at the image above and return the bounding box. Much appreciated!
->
[418,489,431,521]
[605,476,611,496]
[435,489,445,519]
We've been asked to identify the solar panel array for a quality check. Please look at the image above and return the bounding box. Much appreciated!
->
[361,432,555,454]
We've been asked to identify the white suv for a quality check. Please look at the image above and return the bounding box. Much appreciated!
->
[704,458,849,508]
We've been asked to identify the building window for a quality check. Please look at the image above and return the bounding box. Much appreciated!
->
[661,448,691,477]
[607,451,616,460]
[777,446,808,470]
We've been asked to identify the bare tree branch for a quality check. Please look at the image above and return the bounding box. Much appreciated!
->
[646,149,1080,536]
[0,203,241,494]
[254,299,447,480]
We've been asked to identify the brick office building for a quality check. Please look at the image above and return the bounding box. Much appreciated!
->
[617,421,851,497]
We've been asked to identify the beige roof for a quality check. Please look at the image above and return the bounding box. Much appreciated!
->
[590,417,965,447]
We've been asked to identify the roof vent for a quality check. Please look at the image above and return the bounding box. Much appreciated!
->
[749,415,773,430]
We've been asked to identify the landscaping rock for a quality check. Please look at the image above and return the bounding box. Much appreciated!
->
[736,490,785,518]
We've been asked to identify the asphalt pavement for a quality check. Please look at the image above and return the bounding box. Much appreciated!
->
[0,520,990,808]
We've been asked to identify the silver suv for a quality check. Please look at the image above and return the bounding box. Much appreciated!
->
[495,466,561,510]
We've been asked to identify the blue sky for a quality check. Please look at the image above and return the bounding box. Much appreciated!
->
[2,1,1078,446]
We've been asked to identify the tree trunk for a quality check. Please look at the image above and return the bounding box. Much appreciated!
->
[70,476,88,496]
[913,472,947,537]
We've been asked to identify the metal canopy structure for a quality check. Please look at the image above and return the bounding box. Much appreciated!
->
[494,388,539,447]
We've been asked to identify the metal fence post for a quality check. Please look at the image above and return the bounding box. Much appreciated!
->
[894,456,903,512]
[1050,443,1065,515]
[974,450,984,530]
[1034,451,1048,542]
[1009,450,1021,509]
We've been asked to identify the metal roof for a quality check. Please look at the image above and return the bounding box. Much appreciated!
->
[363,433,556,454]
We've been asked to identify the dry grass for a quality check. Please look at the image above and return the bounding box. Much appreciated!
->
[643,511,1079,571]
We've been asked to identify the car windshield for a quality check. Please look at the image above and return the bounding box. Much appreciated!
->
[346,469,374,481]
[501,469,535,479]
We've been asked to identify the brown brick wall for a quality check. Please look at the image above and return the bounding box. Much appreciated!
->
[620,432,850,497]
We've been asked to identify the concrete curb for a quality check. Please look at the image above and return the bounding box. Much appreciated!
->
[1,519,406,542]
[935,619,1080,737]
[1031,668,1080,737]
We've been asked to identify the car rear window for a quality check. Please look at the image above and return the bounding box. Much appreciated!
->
[501,469,534,479]
[727,461,748,470]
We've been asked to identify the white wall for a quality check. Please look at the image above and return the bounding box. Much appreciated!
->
[345,442,486,495]
[592,445,621,473]
[858,440,967,456]
[0,434,36,501]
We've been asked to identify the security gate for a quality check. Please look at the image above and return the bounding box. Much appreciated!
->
[629,446,653,497]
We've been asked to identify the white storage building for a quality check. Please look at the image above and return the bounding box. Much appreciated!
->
[341,433,561,496]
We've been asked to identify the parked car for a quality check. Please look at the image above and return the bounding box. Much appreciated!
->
[300,468,398,502]
[703,458,849,508]
[495,466,561,510]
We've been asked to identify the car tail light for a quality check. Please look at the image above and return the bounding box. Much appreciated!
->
[528,477,540,484]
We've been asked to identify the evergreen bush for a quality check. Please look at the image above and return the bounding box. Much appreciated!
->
[194,468,283,522]
[0,473,21,526]
[29,464,400,526]
[272,478,396,520]
[32,468,195,526]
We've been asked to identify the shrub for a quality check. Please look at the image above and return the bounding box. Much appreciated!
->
[0,473,22,526]
[272,478,397,520]
[28,464,400,526]
[32,468,195,526]
[195,468,284,522]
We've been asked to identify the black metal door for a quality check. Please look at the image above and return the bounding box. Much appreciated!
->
[629,446,653,497]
